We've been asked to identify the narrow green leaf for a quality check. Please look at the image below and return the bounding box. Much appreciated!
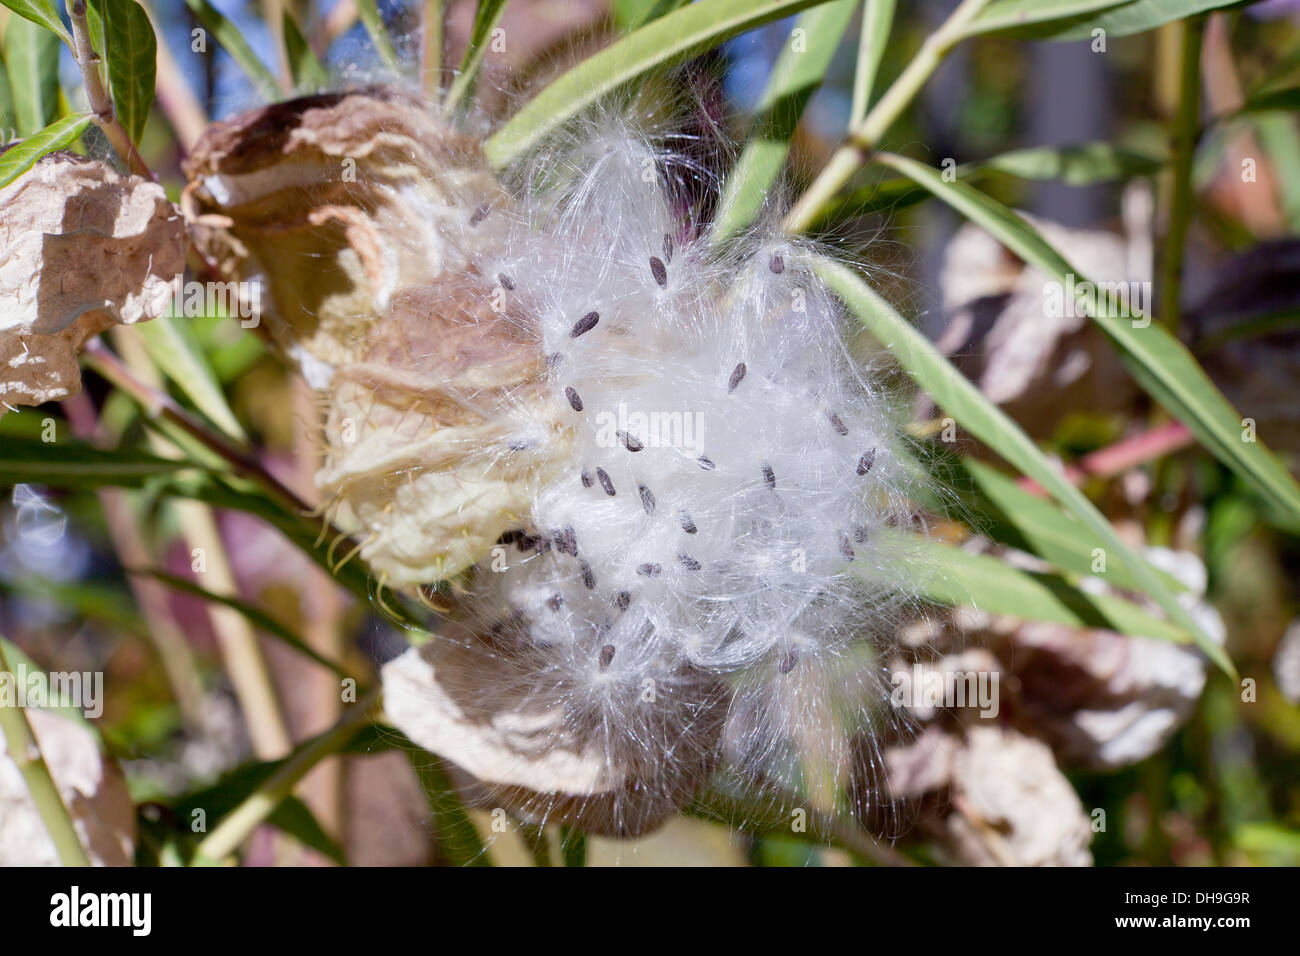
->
[353,0,399,70]
[133,314,247,441]
[442,0,508,113]
[0,45,13,132]
[100,0,156,144]
[874,151,1300,533]
[0,112,92,186]
[615,0,691,30]
[1239,85,1300,114]
[905,535,1192,644]
[814,254,1234,676]
[485,0,838,169]
[0,0,73,46]
[182,0,279,97]
[406,751,491,866]
[849,0,895,126]
[959,457,1186,594]
[963,0,1130,36]
[138,569,354,682]
[0,433,191,487]
[712,0,856,240]
[4,14,60,136]
[1022,0,1257,41]
[269,797,348,864]
[282,11,329,91]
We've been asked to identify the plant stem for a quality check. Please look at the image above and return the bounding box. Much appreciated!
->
[423,0,443,98]
[784,0,990,234]
[848,0,896,128]
[65,0,151,177]
[1160,14,1205,334]
[1016,421,1195,497]
[192,689,381,864]
[0,639,91,867]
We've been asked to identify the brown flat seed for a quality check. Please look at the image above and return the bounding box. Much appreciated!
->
[599,644,616,668]
[618,430,644,452]
[698,455,716,470]
[565,386,583,411]
[769,252,785,274]
[580,561,597,590]
[728,362,747,392]
[638,484,656,515]
[613,591,631,611]
[679,511,697,534]
[570,311,600,337]
[596,468,616,496]
[637,563,662,577]
[470,202,490,226]
[840,535,856,561]
[779,649,798,674]
[650,256,668,288]
[678,554,702,570]
[829,412,848,436]
[581,469,594,488]
[857,448,876,475]
[762,463,776,489]
[498,273,515,291]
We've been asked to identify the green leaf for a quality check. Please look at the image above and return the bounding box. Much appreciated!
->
[133,314,247,441]
[981,141,1165,184]
[712,0,856,240]
[405,750,491,866]
[100,0,156,144]
[1239,85,1300,114]
[182,0,279,97]
[138,569,354,682]
[874,151,1300,534]
[964,0,1130,36]
[615,0,691,30]
[904,535,1192,644]
[353,0,399,70]
[0,433,193,487]
[813,253,1234,676]
[0,0,73,46]
[442,0,508,113]
[849,0,895,126]
[282,11,329,91]
[485,0,839,169]
[0,112,92,187]
[4,14,60,136]
[958,457,1186,594]
[0,46,13,132]
[1019,0,1259,41]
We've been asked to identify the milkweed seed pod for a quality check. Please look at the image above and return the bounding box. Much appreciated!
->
[188,89,930,834]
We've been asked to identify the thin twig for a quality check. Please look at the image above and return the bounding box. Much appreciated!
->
[0,639,91,866]
[65,0,151,176]
[784,0,991,234]
[1017,422,1195,497]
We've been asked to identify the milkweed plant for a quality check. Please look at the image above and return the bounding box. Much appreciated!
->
[1,0,1299,867]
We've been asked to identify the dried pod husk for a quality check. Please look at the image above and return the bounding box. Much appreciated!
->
[185,89,561,584]
[0,149,184,411]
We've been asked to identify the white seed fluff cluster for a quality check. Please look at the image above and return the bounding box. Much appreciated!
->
[421,121,929,830]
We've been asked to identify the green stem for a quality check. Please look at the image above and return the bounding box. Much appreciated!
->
[848,0,896,128]
[192,690,381,864]
[784,0,990,234]
[423,0,443,97]
[0,639,91,866]
[1160,15,1205,334]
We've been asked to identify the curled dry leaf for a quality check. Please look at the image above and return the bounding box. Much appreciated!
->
[0,709,136,866]
[185,89,560,586]
[0,150,184,412]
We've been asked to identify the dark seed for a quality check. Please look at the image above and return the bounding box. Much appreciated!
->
[596,467,616,496]
[679,511,697,534]
[570,310,600,338]
[565,386,583,411]
[649,256,668,288]
[599,644,616,668]
[857,448,876,476]
[552,526,578,556]
[728,362,747,393]
[853,525,869,544]
[498,273,515,291]
[579,561,597,590]
[546,594,564,611]
[470,202,491,226]
[762,463,776,489]
[663,233,673,263]
[637,563,662,577]
[698,455,716,470]
[678,553,702,571]
[613,591,631,611]
[840,535,856,561]
[829,412,848,436]
[638,484,656,516]
[769,252,785,274]
[497,529,522,545]
[618,430,644,453]
[779,649,798,674]
[581,469,594,488]
[546,352,563,368]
